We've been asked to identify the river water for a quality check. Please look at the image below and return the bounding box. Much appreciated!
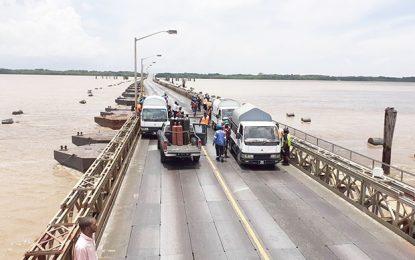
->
[0,75,129,259]
[185,79,415,172]
[1,76,415,258]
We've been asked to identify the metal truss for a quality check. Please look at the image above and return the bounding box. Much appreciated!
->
[290,138,415,244]
[24,115,140,259]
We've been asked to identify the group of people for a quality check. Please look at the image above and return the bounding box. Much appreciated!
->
[190,95,202,116]
[168,101,185,118]
[191,94,213,119]
[213,122,231,162]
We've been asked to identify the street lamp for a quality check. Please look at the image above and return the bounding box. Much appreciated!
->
[146,65,153,77]
[140,54,162,97]
[134,30,177,111]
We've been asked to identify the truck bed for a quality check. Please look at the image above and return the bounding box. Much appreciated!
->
[166,144,200,154]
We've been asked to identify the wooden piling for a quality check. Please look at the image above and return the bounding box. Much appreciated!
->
[382,107,397,174]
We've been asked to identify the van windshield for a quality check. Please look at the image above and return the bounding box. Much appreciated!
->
[222,109,234,119]
[244,126,278,145]
[142,108,167,122]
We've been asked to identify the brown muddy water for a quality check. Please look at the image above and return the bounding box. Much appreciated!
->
[0,75,129,259]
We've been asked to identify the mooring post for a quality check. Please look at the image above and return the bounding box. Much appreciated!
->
[382,107,397,174]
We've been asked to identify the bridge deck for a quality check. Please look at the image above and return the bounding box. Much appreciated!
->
[97,80,415,259]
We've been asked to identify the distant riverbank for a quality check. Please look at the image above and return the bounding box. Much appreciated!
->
[0,68,133,77]
[1,68,415,82]
[157,72,415,82]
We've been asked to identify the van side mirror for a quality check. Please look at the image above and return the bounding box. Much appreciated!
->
[236,133,241,139]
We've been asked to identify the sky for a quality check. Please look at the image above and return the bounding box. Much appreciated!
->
[0,0,414,77]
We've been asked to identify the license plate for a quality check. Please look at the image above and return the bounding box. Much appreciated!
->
[260,160,264,165]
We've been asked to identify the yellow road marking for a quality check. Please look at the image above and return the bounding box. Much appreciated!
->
[201,146,270,260]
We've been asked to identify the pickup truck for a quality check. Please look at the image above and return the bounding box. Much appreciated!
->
[157,120,202,163]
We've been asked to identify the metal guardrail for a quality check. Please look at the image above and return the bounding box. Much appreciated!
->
[290,138,415,245]
[277,122,415,185]
[24,115,140,259]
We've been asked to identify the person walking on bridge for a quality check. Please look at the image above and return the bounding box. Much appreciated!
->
[177,107,184,118]
[74,216,98,260]
[191,100,197,117]
[167,105,173,118]
[213,123,226,162]
[197,96,202,111]
[282,127,292,166]
[172,101,179,118]
[224,123,231,158]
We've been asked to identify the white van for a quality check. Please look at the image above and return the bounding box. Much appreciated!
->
[140,95,168,135]
[229,103,281,166]
[211,98,240,128]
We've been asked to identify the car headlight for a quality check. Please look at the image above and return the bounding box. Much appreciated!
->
[242,154,254,159]
[270,154,278,159]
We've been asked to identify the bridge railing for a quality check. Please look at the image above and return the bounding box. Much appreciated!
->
[277,122,415,185]
[24,115,140,259]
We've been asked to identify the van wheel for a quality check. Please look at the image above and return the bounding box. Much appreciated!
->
[231,141,237,155]
[192,156,200,163]
[236,152,242,165]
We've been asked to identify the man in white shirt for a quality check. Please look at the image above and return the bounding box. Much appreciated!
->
[172,101,179,117]
[73,217,98,260]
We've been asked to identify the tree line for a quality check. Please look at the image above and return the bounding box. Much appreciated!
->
[0,68,134,77]
[2,68,414,82]
[156,72,415,82]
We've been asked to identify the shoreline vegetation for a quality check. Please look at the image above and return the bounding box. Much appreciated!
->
[1,68,415,82]
[0,68,134,77]
[156,72,415,82]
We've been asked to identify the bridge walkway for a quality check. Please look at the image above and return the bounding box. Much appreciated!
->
[97,80,415,260]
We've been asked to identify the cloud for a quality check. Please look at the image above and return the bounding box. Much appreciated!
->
[0,0,414,76]
[0,0,105,61]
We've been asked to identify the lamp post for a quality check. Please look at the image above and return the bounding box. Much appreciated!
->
[140,55,161,97]
[134,30,177,112]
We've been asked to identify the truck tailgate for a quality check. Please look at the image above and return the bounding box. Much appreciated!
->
[166,145,200,154]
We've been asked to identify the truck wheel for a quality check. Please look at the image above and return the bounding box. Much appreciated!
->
[192,156,200,163]
[160,151,167,163]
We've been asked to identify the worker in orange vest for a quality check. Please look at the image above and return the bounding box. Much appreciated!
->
[200,112,209,126]
[136,103,142,113]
